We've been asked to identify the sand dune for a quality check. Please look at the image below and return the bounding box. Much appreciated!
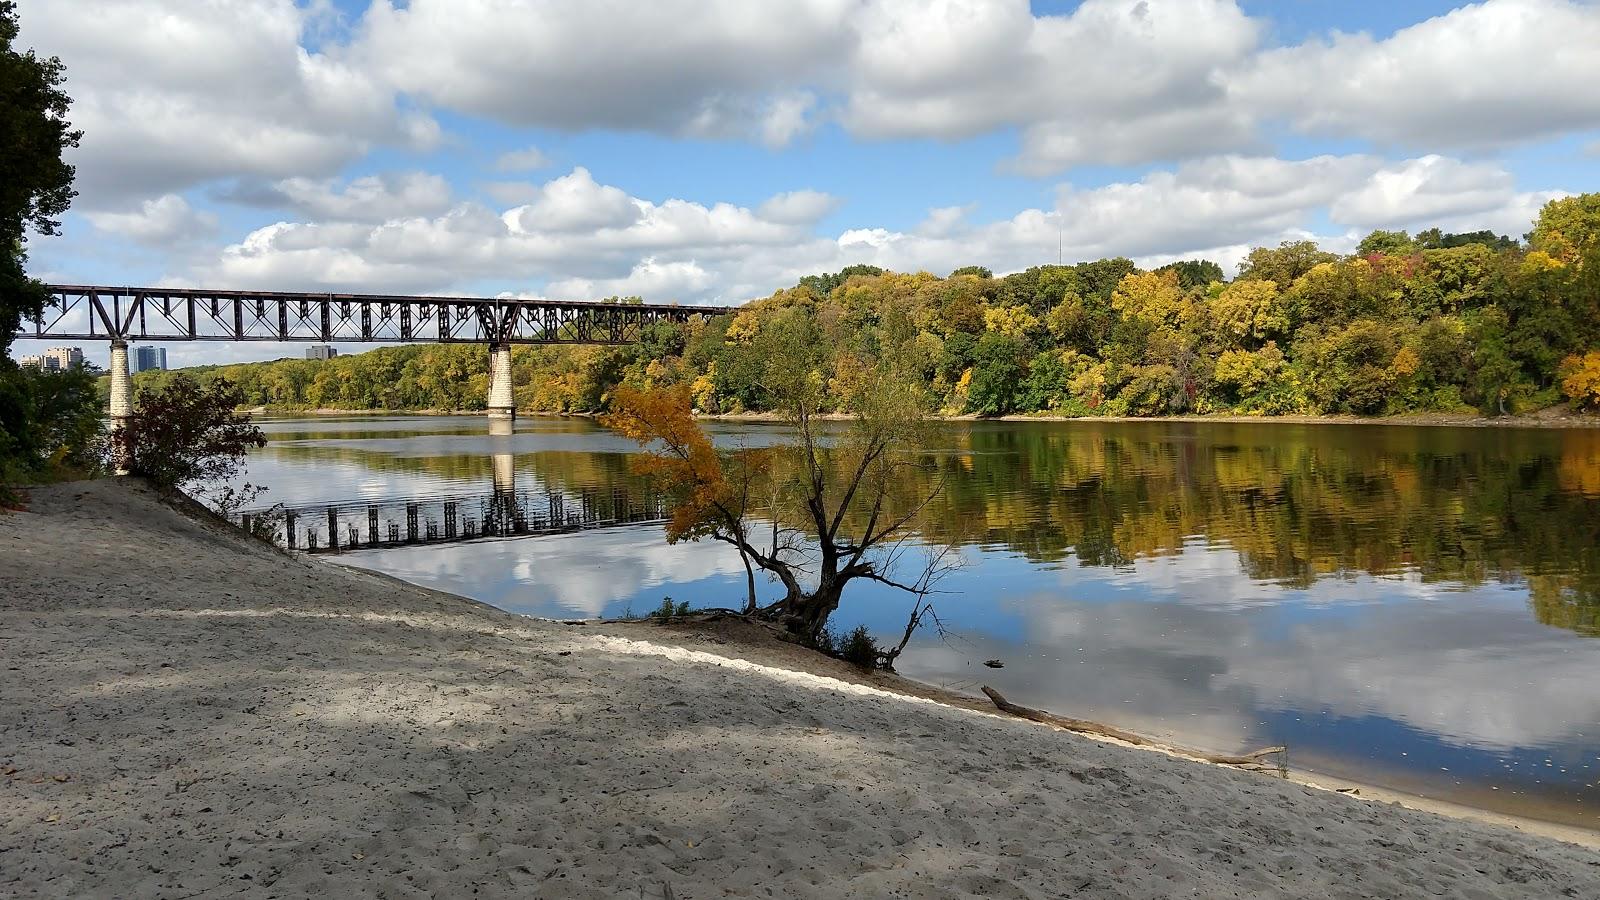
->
[3,479,1598,898]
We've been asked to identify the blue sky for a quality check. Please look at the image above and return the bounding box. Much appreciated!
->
[11,0,1600,366]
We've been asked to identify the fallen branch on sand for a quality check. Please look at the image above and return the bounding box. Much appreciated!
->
[981,686,1287,773]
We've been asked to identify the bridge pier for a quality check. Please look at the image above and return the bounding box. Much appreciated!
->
[487,342,515,420]
[108,340,132,474]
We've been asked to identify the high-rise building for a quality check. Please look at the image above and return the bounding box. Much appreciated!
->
[42,347,84,371]
[307,345,338,361]
[19,355,44,370]
[132,345,168,373]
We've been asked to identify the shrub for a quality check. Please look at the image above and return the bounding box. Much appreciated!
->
[0,364,103,500]
[838,626,883,668]
[649,597,691,619]
[115,375,266,490]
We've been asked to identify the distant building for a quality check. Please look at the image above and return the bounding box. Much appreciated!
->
[307,345,338,361]
[35,347,84,372]
[132,345,168,373]
[19,355,44,370]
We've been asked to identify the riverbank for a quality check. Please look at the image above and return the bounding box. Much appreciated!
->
[4,480,1599,898]
[247,405,1600,429]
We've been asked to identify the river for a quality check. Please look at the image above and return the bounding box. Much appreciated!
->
[236,414,1600,829]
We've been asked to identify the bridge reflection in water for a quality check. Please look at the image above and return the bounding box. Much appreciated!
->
[238,423,668,554]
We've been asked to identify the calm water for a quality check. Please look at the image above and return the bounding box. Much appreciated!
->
[240,415,1600,828]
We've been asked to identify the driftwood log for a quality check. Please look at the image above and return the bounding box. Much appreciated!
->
[981,686,1287,772]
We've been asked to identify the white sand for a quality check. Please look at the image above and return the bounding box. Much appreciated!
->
[3,480,1598,899]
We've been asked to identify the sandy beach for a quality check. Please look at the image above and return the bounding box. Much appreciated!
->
[4,480,1600,898]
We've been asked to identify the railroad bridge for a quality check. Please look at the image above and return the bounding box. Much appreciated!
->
[31,284,734,471]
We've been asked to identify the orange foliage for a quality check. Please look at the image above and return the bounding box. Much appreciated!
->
[600,385,731,542]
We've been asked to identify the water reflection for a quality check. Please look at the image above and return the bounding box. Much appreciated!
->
[244,415,1600,827]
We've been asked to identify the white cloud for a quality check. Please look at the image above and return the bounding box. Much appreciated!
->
[19,0,435,204]
[83,194,217,245]
[188,168,822,298]
[353,0,850,144]
[756,189,841,225]
[547,259,719,302]
[1235,0,1600,151]
[262,172,454,222]
[845,0,1262,172]
[505,168,642,233]
[495,146,553,172]
[172,153,1558,304]
[23,0,1600,223]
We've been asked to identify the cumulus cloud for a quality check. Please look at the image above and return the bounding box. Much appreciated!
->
[83,194,218,245]
[241,172,455,222]
[495,146,553,172]
[352,0,848,144]
[505,168,642,233]
[755,189,841,225]
[24,0,1600,222]
[19,0,435,204]
[171,153,1556,305]
[846,0,1262,171]
[1234,0,1600,151]
[187,168,830,299]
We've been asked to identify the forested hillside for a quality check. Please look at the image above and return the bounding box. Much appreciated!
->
[134,194,1600,418]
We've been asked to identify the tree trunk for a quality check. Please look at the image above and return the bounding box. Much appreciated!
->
[740,552,758,615]
[786,582,844,640]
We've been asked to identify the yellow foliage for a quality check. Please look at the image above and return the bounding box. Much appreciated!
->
[1210,279,1285,346]
[1521,250,1566,276]
[1111,270,1185,327]
[690,365,718,412]
[1068,361,1109,407]
[946,368,973,413]
[643,359,671,386]
[983,304,1041,340]
[725,309,762,344]
[1560,351,1600,410]
[1213,342,1284,395]
[1044,294,1085,342]
[1390,346,1420,378]
[828,355,872,410]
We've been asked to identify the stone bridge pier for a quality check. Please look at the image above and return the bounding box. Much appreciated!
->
[487,342,515,420]
[108,340,132,475]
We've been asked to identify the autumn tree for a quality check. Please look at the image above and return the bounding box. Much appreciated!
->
[603,313,954,667]
[1529,194,1600,267]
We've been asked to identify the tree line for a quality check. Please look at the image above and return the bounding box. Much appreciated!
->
[155,194,1600,421]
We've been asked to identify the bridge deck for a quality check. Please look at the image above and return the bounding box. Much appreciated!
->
[33,284,736,344]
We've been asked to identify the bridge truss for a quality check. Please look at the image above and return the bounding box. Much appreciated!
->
[31,285,734,345]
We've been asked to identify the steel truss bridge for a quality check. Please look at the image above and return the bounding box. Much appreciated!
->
[31,284,735,345]
[238,484,671,555]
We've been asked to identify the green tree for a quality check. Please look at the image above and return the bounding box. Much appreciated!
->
[797,264,885,298]
[1239,240,1337,286]
[966,332,1025,416]
[949,265,992,279]
[0,0,79,359]
[1415,228,1518,251]
[1156,259,1224,289]
[1357,230,1415,257]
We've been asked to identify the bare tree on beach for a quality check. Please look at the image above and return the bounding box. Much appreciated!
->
[602,310,957,668]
